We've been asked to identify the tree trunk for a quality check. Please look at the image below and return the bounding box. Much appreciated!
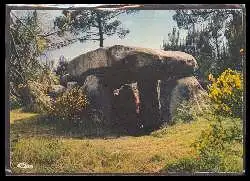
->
[242,8,246,51]
[96,11,104,47]
[215,36,220,60]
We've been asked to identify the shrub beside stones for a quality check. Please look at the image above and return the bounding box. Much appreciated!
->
[49,86,89,122]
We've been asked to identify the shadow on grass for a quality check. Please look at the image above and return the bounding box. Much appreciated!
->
[10,114,151,141]
[10,115,57,141]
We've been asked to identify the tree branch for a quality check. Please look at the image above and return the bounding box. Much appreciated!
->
[37,30,61,37]
[10,83,22,99]
[10,12,37,38]
[47,36,102,50]
[11,12,41,53]
[103,11,125,21]
[9,29,21,62]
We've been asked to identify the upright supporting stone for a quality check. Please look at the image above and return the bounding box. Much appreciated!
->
[138,80,160,132]
[82,75,112,127]
[159,79,177,124]
[168,76,206,120]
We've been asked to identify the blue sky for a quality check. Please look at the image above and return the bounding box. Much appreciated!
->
[13,10,187,63]
[45,10,188,62]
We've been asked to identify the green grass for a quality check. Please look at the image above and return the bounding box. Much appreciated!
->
[9,109,243,174]
[10,109,39,124]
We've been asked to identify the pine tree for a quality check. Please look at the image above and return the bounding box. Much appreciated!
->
[54,9,137,47]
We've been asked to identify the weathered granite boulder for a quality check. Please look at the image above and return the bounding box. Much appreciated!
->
[160,76,207,122]
[158,79,177,124]
[82,75,112,126]
[67,81,78,89]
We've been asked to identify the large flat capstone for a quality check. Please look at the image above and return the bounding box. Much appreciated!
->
[67,45,198,77]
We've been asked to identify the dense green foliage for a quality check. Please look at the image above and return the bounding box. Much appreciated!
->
[9,11,60,112]
[9,11,47,86]
[163,9,245,82]
[16,66,59,113]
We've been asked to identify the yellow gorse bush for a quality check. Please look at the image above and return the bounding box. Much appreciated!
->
[208,68,243,117]
[50,86,89,121]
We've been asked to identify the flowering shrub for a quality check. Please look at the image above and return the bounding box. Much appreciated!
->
[208,68,243,118]
[50,86,89,121]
